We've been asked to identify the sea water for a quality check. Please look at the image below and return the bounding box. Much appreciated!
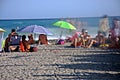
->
[0,16,120,40]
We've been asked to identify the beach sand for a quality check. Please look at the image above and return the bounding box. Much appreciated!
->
[0,43,120,80]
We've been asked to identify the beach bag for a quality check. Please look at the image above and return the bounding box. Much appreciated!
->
[99,44,109,49]
[57,39,65,45]
[33,47,38,52]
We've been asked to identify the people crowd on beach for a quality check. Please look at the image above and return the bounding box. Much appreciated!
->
[3,29,48,52]
[2,16,120,53]
[70,17,120,49]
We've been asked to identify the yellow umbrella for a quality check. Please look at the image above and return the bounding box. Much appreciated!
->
[0,28,5,32]
[0,28,5,51]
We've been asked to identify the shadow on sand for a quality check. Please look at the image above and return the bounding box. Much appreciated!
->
[41,50,120,80]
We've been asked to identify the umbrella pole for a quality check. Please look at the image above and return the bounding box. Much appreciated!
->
[34,33,37,41]
[59,30,63,39]
[1,32,4,40]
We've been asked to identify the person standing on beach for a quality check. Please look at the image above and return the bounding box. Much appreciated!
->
[109,18,120,48]
[99,15,109,36]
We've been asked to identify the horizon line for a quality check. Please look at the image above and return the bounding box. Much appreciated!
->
[0,15,120,21]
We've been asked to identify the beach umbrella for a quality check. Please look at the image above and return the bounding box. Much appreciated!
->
[0,28,5,51]
[17,25,53,35]
[53,21,76,30]
[53,21,76,38]
[0,28,5,32]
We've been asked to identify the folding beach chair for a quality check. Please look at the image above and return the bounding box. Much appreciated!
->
[9,35,21,52]
[10,35,21,45]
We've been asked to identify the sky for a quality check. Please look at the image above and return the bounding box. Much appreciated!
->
[0,0,120,19]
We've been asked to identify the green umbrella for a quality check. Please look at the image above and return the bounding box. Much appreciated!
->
[53,21,76,30]
[53,21,76,39]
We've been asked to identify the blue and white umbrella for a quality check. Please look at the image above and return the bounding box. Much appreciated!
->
[17,25,53,35]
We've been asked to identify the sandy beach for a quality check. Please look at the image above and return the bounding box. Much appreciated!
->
[0,43,120,80]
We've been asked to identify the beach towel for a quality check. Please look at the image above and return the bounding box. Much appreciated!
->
[20,41,25,52]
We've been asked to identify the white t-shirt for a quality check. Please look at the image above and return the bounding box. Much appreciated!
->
[114,28,120,36]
